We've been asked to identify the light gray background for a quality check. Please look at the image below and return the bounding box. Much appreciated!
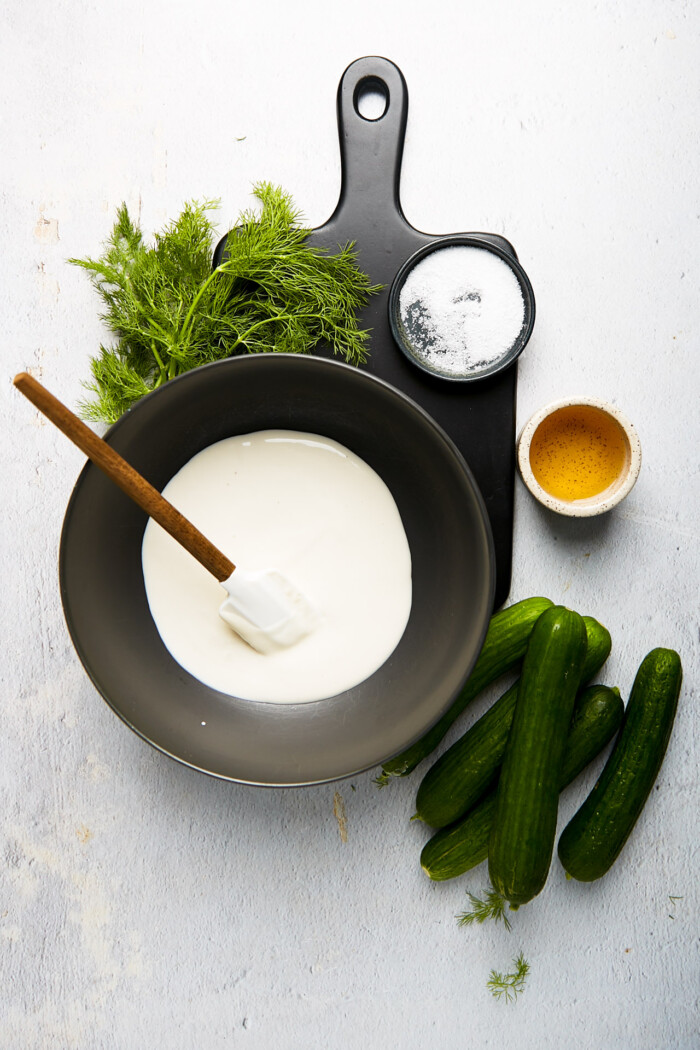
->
[2,1,699,1046]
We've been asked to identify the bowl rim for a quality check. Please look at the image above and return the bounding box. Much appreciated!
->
[516,396,642,518]
[387,234,536,383]
[59,353,496,786]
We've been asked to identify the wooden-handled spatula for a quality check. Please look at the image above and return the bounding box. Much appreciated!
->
[14,372,318,653]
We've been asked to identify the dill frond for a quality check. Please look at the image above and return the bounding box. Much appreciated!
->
[71,185,381,422]
[457,887,512,932]
[486,952,529,1003]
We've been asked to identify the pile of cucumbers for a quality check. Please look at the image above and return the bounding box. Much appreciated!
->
[380,597,682,907]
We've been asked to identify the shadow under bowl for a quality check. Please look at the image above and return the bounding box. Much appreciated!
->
[60,354,495,786]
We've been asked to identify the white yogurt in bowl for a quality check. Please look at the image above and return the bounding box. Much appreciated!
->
[141,429,413,703]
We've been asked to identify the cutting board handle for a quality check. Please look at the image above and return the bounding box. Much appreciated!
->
[329,56,410,227]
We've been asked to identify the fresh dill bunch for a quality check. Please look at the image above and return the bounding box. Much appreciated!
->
[457,887,512,932]
[70,183,381,422]
[486,952,530,1003]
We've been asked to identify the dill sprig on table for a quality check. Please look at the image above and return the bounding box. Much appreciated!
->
[70,183,381,422]
[486,952,530,1003]
[457,887,513,932]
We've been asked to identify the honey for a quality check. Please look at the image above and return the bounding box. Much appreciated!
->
[529,404,629,502]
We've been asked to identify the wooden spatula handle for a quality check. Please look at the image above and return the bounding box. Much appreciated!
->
[13,372,235,582]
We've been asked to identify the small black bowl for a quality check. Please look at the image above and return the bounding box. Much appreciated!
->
[388,235,536,382]
[60,355,495,786]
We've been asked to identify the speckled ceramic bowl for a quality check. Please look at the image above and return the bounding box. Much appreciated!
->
[517,397,642,517]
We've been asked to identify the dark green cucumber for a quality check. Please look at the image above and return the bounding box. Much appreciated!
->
[488,605,588,906]
[378,597,553,782]
[421,684,624,881]
[415,615,611,827]
[558,647,682,882]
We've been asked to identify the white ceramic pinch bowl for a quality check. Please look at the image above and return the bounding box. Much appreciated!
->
[516,397,642,518]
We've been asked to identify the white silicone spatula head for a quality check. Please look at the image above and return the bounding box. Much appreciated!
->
[219,569,318,654]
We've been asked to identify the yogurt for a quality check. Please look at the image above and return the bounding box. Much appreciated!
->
[141,430,412,703]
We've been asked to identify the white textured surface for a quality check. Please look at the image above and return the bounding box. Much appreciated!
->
[2,1,699,1046]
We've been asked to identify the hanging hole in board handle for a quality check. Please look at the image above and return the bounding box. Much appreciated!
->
[354,76,389,121]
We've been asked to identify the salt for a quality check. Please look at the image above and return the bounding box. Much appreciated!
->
[398,245,526,377]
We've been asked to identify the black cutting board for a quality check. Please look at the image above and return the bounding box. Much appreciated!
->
[307,56,527,610]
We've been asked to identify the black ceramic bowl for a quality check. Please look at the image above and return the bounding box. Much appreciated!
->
[60,355,495,786]
[388,235,536,382]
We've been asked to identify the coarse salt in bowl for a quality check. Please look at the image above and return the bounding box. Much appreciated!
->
[388,236,535,381]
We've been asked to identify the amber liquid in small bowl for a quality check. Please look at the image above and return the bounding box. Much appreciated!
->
[529,404,629,502]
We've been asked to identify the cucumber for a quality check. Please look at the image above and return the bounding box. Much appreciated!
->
[421,684,624,881]
[378,597,553,782]
[415,615,611,828]
[558,647,682,882]
[488,605,588,906]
